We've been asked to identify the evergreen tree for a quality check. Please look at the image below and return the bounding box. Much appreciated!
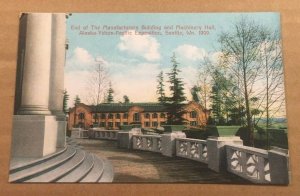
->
[123,95,130,103]
[106,82,114,103]
[191,85,200,103]
[166,53,187,125]
[74,95,81,106]
[156,71,166,103]
[63,89,69,114]
[210,69,245,125]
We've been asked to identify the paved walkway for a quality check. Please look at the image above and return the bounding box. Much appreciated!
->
[75,138,250,183]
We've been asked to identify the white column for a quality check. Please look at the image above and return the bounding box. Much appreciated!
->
[11,13,58,158]
[49,13,66,116]
[49,14,67,148]
[18,13,52,115]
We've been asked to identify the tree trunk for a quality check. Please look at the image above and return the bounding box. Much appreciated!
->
[242,37,254,146]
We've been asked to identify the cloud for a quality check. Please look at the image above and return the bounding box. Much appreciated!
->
[112,62,161,102]
[117,30,161,61]
[65,47,112,72]
[65,47,95,72]
[174,44,207,62]
[65,70,92,107]
[74,47,94,64]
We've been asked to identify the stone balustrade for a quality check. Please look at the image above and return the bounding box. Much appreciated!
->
[71,128,118,140]
[226,145,289,184]
[226,144,270,183]
[132,135,162,153]
[71,128,88,139]
[93,129,118,140]
[176,138,208,164]
[71,128,289,184]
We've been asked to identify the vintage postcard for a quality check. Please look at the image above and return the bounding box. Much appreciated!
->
[9,13,289,184]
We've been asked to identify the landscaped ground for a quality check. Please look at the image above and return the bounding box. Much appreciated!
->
[75,138,250,183]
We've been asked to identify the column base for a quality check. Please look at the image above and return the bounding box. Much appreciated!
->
[11,115,58,158]
[18,105,51,115]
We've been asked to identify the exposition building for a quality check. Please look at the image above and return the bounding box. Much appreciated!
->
[68,101,210,130]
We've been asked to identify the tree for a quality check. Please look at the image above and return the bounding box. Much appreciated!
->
[63,89,69,114]
[123,95,130,103]
[209,68,245,125]
[73,95,81,128]
[106,82,114,103]
[197,57,213,122]
[156,71,166,103]
[219,17,267,146]
[74,95,81,106]
[166,53,187,125]
[254,30,285,128]
[86,58,110,105]
[191,85,200,103]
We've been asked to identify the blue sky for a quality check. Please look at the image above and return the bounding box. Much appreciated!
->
[65,13,280,106]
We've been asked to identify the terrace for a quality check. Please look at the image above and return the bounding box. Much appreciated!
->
[70,127,290,184]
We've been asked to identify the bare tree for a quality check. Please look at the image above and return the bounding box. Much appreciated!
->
[219,17,266,146]
[85,58,110,106]
[197,57,213,122]
[253,30,285,128]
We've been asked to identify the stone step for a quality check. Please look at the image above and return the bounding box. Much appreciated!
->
[80,155,105,183]
[9,146,77,182]
[10,146,68,174]
[25,149,86,182]
[98,158,114,182]
[56,153,94,183]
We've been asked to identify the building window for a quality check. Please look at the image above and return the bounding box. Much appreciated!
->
[108,113,114,119]
[115,122,120,128]
[152,113,158,118]
[133,113,140,122]
[160,113,166,118]
[116,113,121,119]
[144,121,150,127]
[190,121,197,126]
[92,113,98,121]
[100,122,106,127]
[123,122,128,125]
[144,113,150,119]
[101,113,106,119]
[78,113,85,120]
[123,113,128,119]
[152,121,158,127]
[108,122,113,127]
[190,111,197,118]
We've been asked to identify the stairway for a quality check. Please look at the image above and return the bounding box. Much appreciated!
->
[9,137,114,183]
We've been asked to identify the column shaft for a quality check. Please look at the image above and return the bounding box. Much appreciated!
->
[18,13,52,115]
[49,13,66,117]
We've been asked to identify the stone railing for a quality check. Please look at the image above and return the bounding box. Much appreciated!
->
[93,129,118,140]
[71,128,118,140]
[71,128,88,139]
[176,138,208,164]
[132,135,162,153]
[226,144,270,183]
[226,145,289,184]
